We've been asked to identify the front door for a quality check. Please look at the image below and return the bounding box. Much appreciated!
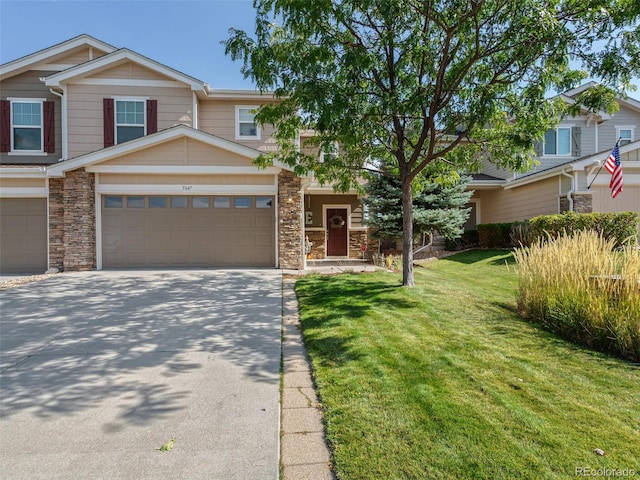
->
[326,208,348,256]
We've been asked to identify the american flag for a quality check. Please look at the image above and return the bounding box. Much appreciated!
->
[603,141,623,198]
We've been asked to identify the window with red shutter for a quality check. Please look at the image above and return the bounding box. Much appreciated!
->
[43,101,55,153]
[104,98,115,147]
[147,99,157,134]
[0,100,10,152]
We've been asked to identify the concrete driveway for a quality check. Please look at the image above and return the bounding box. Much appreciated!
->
[0,270,282,480]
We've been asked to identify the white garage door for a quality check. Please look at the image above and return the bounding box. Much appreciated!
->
[0,198,47,274]
[102,195,275,268]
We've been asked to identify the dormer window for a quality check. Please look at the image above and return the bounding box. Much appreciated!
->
[235,106,260,140]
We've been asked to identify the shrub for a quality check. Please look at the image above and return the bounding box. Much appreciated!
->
[529,212,639,248]
[509,221,532,248]
[477,223,513,248]
[445,229,479,250]
[513,230,640,361]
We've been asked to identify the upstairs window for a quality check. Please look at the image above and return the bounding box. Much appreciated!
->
[116,99,145,144]
[0,99,55,154]
[12,101,42,151]
[544,127,571,156]
[235,106,260,140]
[103,98,157,148]
[618,127,634,146]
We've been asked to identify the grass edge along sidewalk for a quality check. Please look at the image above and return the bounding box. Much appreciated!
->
[295,250,640,480]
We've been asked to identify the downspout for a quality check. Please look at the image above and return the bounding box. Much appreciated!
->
[560,169,574,212]
[49,87,66,161]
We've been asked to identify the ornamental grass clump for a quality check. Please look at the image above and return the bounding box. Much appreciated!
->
[513,230,640,361]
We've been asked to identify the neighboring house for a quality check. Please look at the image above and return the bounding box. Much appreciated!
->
[0,35,368,274]
[465,82,640,230]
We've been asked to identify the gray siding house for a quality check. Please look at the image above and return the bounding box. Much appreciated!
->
[467,83,640,228]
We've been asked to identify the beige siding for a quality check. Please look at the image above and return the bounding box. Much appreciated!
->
[98,173,274,185]
[97,137,256,167]
[304,194,364,228]
[473,176,560,224]
[92,63,176,81]
[0,177,46,188]
[622,149,640,162]
[47,46,110,67]
[66,82,193,158]
[198,99,277,150]
[0,71,62,164]
[591,185,640,214]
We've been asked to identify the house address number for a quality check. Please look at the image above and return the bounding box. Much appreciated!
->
[182,185,193,191]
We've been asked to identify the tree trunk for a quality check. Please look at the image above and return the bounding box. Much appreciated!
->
[401,173,415,287]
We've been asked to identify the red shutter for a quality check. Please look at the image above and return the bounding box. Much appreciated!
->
[103,98,114,147]
[146,99,157,135]
[44,101,55,153]
[0,100,10,152]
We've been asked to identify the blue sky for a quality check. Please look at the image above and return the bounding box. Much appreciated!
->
[1,0,639,95]
[0,0,258,88]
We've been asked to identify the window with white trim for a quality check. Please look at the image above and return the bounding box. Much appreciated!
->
[617,127,634,146]
[235,106,260,140]
[544,127,571,155]
[115,99,145,144]
[11,100,43,152]
[320,141,339,162]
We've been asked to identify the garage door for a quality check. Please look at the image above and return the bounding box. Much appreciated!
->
[102,195,275,268]
[0,198,47,274]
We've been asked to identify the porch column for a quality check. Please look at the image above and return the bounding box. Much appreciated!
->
[48,177,65,271]
[63,168,96,271]
[278,171,304,269]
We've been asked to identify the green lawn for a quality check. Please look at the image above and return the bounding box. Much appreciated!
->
[295,250,640,480]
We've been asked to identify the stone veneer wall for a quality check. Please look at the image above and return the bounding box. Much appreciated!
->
[48,178,65,271]
[559,193,593,214]
[63,169,96,271]
[278,171,304,269]
[349,230,378,260]
[305,230,325,260]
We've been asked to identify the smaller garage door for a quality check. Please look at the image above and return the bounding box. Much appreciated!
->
[102,195,276,268]
[0,198,48,274]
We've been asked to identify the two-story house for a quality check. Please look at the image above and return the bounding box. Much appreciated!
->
[465,83,640,230]
[0,35,369,274]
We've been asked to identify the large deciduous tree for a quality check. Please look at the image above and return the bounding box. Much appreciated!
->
[226,0,640,286]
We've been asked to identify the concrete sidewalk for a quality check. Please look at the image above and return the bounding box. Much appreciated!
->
[280,276,335,480]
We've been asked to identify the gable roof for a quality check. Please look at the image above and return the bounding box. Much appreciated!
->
[557,81,640,115]
[44,47,207,93]
[0,34,117,80]
[504,139,640,189]
[45,124,294,177]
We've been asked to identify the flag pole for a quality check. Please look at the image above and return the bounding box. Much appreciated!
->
[587,164,604,190]
[587,138,621,191]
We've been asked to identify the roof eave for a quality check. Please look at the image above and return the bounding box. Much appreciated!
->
[45,125,294,177]
[0,34,117,80]
[43,48,207,93]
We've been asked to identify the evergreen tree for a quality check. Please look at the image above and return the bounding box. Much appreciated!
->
[365,167,472,243]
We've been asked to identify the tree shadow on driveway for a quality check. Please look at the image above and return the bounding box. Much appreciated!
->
[0,270,282,425]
